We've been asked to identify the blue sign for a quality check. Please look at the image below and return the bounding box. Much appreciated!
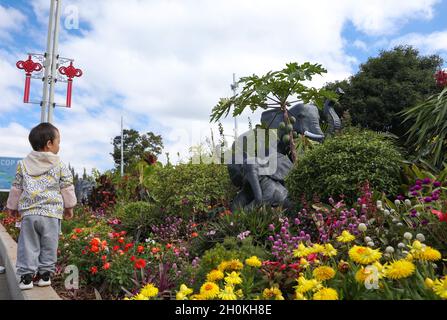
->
[0,157,22,191]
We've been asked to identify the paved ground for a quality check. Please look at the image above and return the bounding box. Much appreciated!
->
[0,256,11,300]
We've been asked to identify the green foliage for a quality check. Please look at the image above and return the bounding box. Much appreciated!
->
[114,201,164,241]
[210,62,337,122]
[111,129,163,172]
[324,46,443,137]
[286,128,403,204]
[145,162,237,214]
[400,87,447,170]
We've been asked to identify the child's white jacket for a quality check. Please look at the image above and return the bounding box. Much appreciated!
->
[6,151,77,219]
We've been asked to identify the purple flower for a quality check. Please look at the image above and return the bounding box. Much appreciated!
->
[397,195,405,201]
[415,179,423,185]
[422,178,431,185]
[414,185,422,191]
[410,191,419,197]
[424,197,432,203]
[268,224,275,231]
[294,218,301,225]
[433,181,442,188]
[421,219,429,226]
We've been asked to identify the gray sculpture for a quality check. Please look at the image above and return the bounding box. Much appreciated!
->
[228,93,342,211]
[74,179,96,205]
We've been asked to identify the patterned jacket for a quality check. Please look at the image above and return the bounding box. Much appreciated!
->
[6,152,77,220]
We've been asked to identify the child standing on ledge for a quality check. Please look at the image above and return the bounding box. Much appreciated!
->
[6,123,77,290]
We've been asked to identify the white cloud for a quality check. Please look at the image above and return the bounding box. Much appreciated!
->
[390,30,447,55]
[0,0,442,173]
[0,4,26,41]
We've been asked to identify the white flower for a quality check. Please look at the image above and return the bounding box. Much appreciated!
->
[396,223,403,227]
[364,236,372,242]
[385,246,395,254]
[394,200,401,206]
[367,241,375,247]
[404,199,411,206]
[376,200,382,207]
[398,243,405,249]
[416,233,425,242]
[362,204,367,209]
[358,223,367,232]
[390,209,396,213]
[403,232,413,240]
[383,209,390,216]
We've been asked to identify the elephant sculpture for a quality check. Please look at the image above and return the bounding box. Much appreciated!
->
[75,179,96,205]
[227,90,342,211]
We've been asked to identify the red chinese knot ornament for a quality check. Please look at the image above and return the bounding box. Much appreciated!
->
[16,55,43,103]
[59,61,83,108]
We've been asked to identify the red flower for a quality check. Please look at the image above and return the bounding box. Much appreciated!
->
[81,249,87,255]
[279,264,287,271]
[90,238,101,247]
[90,266,98,274]
[71,235,78,240]
[101,240,108,249]
[137,245,145,253]
[118,250,124,255]
[112,245,119,251]
[118,237,125,244]
[151,247,160,254]
[191,232,199,238]
[124,243,134,252]
[120,231,127,236]
[74,228,83,234]
[166,243,172,250]
[134,258,146,270]
[431,209,447,222]
[90,245,100,253]
[130,255,136,262]
[102,263,110,270]
[101,255,107,261]
[289,263,301,270]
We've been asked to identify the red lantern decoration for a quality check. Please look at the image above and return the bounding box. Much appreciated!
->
[58,61,83,108]
[16,55,43,103]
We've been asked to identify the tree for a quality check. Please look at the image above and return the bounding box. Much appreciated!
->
[111,129,163,172]
[324,46,443,138]
[210,62,336,163]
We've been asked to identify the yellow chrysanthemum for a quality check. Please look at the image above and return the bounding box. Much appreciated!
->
[313,287,338,300]
[337,230,355,243]
[176,284,193,300]
[218,259,243,272]
[200,282,220,299]
[293,243,310,258]
[425,278,434,289]
[245,256,262,267]
[218,285,237,300]
[295,276,322,294]
[432,276,447,299]
[207,269,224,282]
[132,293,149,300]
[418,247,442,262]
[384,260,416,280]
[349,246,382,265]
[235,289,244,299]
[262,287,284,300]
[294,291,307,300]
[310,244,325,254]
[189,294,205,300]
[140,283,159,298]
[312,266,336,281]
[323,243,338,257]
[224,271,242,285]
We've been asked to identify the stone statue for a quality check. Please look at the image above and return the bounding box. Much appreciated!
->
[227,90,342,211]
[74,179,96,205]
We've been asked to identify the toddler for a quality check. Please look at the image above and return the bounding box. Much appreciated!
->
[6,122,77,290]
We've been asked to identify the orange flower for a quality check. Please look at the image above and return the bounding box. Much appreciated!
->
[90,245,99,253]
[90,266,98,274]
[191,232,199,238]
[166,243,173,250]
[90,238,101,247]
[134,258,147,270]
[101,240,108,249]
[137,246,145,253]
[71,235,78,240]
[151,247,160,254]
[103,263,110,270]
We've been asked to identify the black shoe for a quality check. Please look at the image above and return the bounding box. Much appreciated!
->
[19,274,34,290]
[37,271,51,287]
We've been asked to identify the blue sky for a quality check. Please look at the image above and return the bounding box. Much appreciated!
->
[1,0,447,173]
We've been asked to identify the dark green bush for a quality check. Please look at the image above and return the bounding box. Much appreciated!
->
[286,128,403,204]
[114,201,164,241]
[145,162,237,214]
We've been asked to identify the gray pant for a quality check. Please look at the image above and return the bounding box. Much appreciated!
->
[16,215,61,276]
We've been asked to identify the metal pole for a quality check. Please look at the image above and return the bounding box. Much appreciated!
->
[232,73,238,140]
[47,0,62,124]
[120,116,124,176]
[41,0,56,123]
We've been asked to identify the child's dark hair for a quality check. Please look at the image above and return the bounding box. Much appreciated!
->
[28,123,59,151]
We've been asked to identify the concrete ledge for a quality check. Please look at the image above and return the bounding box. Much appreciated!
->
[0,223,61,300]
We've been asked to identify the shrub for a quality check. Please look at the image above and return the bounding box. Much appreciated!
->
[286,128,403,204]
[145,162,237,214]
[114,201,164,241]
